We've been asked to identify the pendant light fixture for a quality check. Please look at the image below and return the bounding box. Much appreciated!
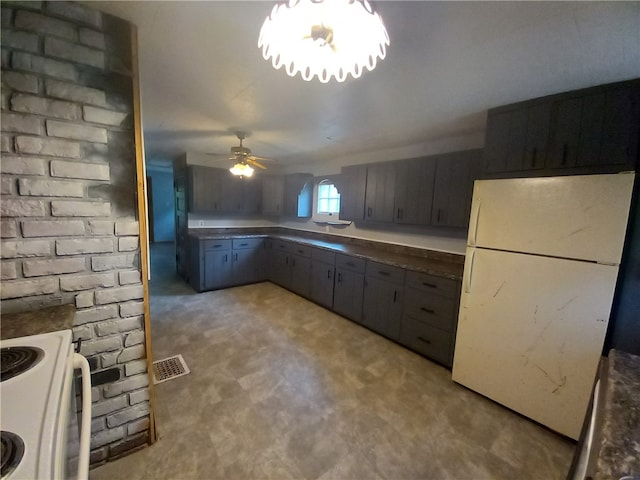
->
[258,0,390,83]
[229,162,254,178]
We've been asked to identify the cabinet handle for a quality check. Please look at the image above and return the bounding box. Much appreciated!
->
[239,243,248,247]
[367,207,372,218]
[286,256,289,265]
[346,262,355,267]
[234,253,238,261]
[298,249,304,254]
[437,208,443,222]
[224,254,228,262]
[417,336,432,345]
[378,270,390,277]
[561,144,568,166]
[393,290,398,302]
[338,273,342,283]
[422,282,437,289]
[420,307,435,314]
[292,258,296,267]
[327,269,331,279]
[396,208,401,220]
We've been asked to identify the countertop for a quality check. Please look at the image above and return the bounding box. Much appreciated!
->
[594,349,640,480]
[1,304,76,340]
[188,229,464,281]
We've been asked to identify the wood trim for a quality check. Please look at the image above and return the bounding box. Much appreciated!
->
[131,23,157,444]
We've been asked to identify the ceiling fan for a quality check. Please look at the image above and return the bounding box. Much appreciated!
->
[226,132,270,177]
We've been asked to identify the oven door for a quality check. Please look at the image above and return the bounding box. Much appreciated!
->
[55,352,92,480]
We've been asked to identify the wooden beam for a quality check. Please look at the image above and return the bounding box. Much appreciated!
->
[131,23,157,444]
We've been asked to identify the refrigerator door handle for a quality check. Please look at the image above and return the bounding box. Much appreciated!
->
[469,201,481,246]
[465,249,475,294]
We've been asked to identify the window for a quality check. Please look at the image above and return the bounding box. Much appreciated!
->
[317,180,341,215]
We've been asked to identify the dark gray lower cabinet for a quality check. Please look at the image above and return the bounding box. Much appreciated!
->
[231,238,265,285]
[333,254,365,322]
[310,249,336,309]
[362,261,405,341]
[399,271,460,367]
[204,249,231,291]
[270,250,291,289]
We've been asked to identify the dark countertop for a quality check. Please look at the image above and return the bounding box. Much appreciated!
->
[594,349,640,480]
[188,229,464,281]
[1,304,76,340]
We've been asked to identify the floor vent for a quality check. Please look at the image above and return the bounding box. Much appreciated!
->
[152,354,190,384]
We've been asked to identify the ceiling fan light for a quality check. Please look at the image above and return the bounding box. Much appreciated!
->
[258,0,390,83]
[230,162,254,178]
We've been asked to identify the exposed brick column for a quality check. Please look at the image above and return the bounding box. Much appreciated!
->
[1,1,150,465]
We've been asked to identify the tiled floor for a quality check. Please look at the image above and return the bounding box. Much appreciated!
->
[91,242,575,479]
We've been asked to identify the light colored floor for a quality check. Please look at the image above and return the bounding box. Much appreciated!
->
[91,242,575,479]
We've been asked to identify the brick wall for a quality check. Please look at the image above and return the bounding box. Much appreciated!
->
[1,1,150,465]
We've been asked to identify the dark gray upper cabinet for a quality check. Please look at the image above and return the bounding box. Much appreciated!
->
[187,165,222,213]
[364,163,396,222]
[337,165,366,221]
[261,175,284,216]
[186,165,261,215]
[394,156,436,225]
[482,79,639,178]
[431,150,482,228]
[283,173,313,218]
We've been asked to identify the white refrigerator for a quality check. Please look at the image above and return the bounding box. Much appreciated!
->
[452,172,635,440]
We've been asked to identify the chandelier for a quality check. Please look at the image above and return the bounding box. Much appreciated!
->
[258,0,390,83]
[229,162,254,178]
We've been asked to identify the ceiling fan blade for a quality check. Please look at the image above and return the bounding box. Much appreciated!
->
[247,158,268,170]
[249,154,275,162]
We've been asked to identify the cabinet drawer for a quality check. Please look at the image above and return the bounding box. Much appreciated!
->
[335,254,365,273]
[312,248,335,265]
[272,240,292,253]
[400,317,453,366]
[366,261,405,284]
[203,239,231,251]
[290,243,311,258]
[404,287,456,331]
[405,270,459,297]
[232,238,263,250]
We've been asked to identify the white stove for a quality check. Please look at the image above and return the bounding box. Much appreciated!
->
[0,330,91,480]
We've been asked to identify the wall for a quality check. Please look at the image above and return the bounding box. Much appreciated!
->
[0,1,150,464]
[146,164,174,242]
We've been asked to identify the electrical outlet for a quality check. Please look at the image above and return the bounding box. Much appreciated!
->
[198,220,205,227]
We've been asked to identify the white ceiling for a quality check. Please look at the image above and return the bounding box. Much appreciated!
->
[89,1,640,172]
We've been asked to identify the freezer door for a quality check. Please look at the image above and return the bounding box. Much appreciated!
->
[452,247,618,439]
[467,173,634,264]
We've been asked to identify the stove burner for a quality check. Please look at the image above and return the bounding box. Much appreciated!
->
[0,347,44,382]
[0,431,24,478]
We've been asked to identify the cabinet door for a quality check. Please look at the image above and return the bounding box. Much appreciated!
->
[290,255,311,298]
[174,169,188,280]
[505,108,528,171]
[333,268,364,323]
[431,150,481,228]
[524,102,551,170]
[548,97,582,169]
[204,250,232,290]
[188,165,222,213]
[337,165,366,221]
[310,260,335,309]
[483,110,511,173]
[271,251,291,289]
[600,86,640,167]
[364,163,396,222]
[219,174,245,213]
[232,249,259,285]
[576,92,606,167]
[362,277,403,340]
[394,157,436,225]
[242,178,262,214]
[262,175,284,215]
